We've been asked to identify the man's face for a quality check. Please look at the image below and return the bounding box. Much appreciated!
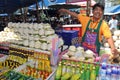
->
[93,7,103,20]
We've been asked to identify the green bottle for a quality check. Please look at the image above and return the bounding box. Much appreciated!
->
[70,64,81,80]
[75,64,80,74]
[90,66,96,80]
[61,62,72,80]
[85,64,90,80]
[71,64,76,74]
[80,65,85,80]
[95,62,100,77]
[62,62,67,76]
[55,62,62,80]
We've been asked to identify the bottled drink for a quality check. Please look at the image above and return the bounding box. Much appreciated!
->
[80,65,85,80]
[117,67,120,80]
[55,62,62,80]
[90,66,96,80]
[85,65,90,80]
[98,61,107,80]
[106,65,112,80]
[111,66,118,80]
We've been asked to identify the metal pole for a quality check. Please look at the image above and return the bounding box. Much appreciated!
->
[36,0,40,23]
[98,0,105,19]
[86,0,91,16]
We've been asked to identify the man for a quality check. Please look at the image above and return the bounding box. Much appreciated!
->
[108,15,118,30]
[58,3,118,56]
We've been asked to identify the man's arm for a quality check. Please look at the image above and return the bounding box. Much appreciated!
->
[58,9,78,18]
[107,37,118,55]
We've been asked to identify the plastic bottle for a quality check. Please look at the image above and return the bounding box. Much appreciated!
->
[95,62,100,77]
[55,62,62,80]
[106,65,112,80]
[90,66,96,80]
[85,65,90,80]
[98,61,107,80]
[117,67,120,80]
[111,66,118,80]
[80,65,85,80]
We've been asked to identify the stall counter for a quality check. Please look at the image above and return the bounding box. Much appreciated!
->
[62,24,82,37]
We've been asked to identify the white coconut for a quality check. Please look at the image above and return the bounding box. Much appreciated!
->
[47,43,52,51]
[104,48,112,54]
[112,36,118,41]
[39,36,47,42]
[43,23,51,29]
[44,30,55,36]
[84,49,94,58]
[8,22,13,27]
[23,28,29,35]
[34,41,41,49]
[77,57,85,61]
[74,50,83,58]
[28,35,34,41]
[62,54,69,58]
[34,30,39,34]
[67,51,75,56]
[46,36,53,43]
[29,29,34,35]
[104,42,109,48]
[114,42,119,48]
[70,56,76,60]
[29,40,35,48]
[23,40,29,47]
[33,23,39,30]
[40,42,47,50]
[39,29,44,36]
[69,46,76,52]
[114,30,120,36]
[34,35,40,41]
[59,38,64,47]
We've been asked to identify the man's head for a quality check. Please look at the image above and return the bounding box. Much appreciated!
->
[92,3,104,21]
[112,15,116,19]
[93,3,104,11]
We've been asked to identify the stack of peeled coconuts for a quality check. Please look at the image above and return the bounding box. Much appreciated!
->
[103,30,120,64]
[62,45,96,62]
[0,22,64,51]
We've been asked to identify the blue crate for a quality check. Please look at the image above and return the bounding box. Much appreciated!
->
[61,30,79,46]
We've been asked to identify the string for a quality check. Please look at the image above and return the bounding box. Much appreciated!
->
[88,20,99,32]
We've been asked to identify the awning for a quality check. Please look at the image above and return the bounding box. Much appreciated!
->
[0,13,8,16]
[66,0,96,7]
[0,0,41,14]
[48,3,81,9]
[104,5,120,15]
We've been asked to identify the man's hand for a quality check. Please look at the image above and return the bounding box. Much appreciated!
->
[111,48,119,58]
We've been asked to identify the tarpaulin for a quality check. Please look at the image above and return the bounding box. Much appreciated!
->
[0,0,41,13]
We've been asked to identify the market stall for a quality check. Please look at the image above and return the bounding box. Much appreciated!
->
[0,22,65,80]
[0,0,120,80]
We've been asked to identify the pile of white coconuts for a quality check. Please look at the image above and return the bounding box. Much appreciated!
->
[103,30,120,64]
[62,45,96,62]
[2,22,64,51]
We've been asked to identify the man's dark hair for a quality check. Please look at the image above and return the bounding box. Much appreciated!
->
[93,3,104,11]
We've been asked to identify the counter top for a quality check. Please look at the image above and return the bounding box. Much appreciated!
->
[62,24,82,27]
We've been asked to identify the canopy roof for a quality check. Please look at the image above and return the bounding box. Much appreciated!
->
[0,0,41,14]
[104,5,120,15]
[66,0,96,7]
